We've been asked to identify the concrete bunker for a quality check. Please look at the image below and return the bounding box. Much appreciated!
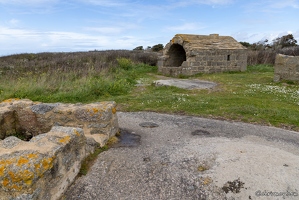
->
[158,34,248,76]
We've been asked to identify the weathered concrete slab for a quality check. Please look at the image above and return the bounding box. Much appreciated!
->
[153,79,216,90]
[65,112,299,200]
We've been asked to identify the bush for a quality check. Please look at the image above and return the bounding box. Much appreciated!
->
[151,44,164,52]
[247,50,276,65]
[278,46,299,56]
[117,58,133,70]
[133,46,143,51]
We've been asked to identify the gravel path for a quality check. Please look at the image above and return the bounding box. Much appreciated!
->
[64,112,299,200]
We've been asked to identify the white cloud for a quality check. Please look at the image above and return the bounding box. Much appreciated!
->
[0,0,58,5]
[269,0,299,9]
[165,23,205,32]
[0,0,63,14]
[169,0,234,7]
[243,0,299,13]
[84,23,139,34]
[8,19,19,24]
[294,30,299,39]
[7,19,20,26]
[190,0,233,5]
[78,0,127,7]
[0,26,152,55]
[85,27,123,34]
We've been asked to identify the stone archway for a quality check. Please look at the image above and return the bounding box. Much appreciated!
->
[166,44,186,67]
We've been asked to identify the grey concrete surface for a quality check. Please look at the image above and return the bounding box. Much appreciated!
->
[153,79,217,90]
[64,112,299,200]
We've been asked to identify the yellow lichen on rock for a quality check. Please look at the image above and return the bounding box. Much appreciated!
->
[92,108,99,113]
[0,166,5,176]
[2,178,9,187]
[2,98,20,103]
[0,159,16,177]
[12,184,22,191]
[27,153,38,159]
[73,129,81,136]
[17,157,29,167]
[41,157,54,171]
[112,107,117,114]
[21,170,34,186]
[8,171,21,183]
[58,136,71,144]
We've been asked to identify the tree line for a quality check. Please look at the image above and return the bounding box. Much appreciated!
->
[240,34,297,51]
[239,34,299,65]
[133,44,164,52]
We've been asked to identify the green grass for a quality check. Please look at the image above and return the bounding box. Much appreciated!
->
[113,64,299,130]
[79,145,109,176]
[1,57,299,131]
[79,135,119,176]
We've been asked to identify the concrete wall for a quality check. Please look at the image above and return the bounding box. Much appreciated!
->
[274,54,299,82]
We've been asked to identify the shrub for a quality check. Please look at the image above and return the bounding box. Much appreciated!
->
[117,58,133,70]
[247,50,276,65]
[151,44,164,52]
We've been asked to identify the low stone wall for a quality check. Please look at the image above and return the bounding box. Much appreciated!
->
[274,54,299,82]
[0,99,118,146]
[0,99,119,200]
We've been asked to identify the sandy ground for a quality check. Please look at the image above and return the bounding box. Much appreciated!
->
[64,112,299,200]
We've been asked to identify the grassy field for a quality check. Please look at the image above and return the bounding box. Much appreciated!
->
[1,52,299,131]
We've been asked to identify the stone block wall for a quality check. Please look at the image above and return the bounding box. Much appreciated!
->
[0,99,119,200]
[158,49,247,77]
[0,126,89,200]
[0,99,119,146]
[274,54,299,82]
[183,49,247,76]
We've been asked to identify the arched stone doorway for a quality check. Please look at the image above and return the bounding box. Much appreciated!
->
[166,44,186,67]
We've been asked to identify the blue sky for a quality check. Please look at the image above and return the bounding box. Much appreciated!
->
[0,0,298,56]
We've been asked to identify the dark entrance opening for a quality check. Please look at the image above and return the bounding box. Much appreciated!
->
[167,44,186,67]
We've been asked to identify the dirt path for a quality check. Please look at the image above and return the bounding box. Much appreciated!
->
[64,112,299,200]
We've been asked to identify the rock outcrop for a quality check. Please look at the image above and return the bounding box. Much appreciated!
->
[0,99,119,200]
